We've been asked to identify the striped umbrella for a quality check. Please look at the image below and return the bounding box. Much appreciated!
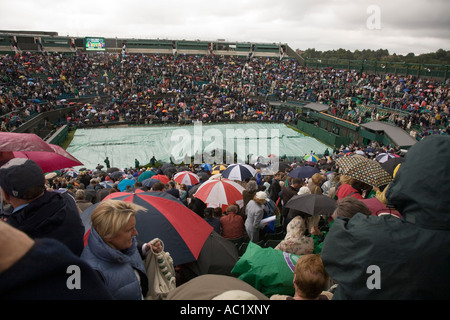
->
[303,154,320,162]
[221,163,256,181]
[193,178,245,208]
[211,164,228,175]
[174,171,200,186]
[80,191,213,266]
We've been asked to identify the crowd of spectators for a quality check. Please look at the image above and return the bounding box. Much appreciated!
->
[1,50,449,140]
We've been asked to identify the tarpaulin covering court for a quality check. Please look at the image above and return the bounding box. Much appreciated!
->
[67,123,330,170]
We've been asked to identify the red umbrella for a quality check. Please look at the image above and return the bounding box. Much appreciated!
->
[152,174,170,185]
[13,144,83,173]
[81,191,213,266]
[173,171,200,186]
[193,178,245,208]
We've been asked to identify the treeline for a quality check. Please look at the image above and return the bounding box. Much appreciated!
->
[298,48,450,65]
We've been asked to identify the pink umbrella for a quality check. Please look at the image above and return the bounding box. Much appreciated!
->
[12,144,83,173]
[0,132,55,152]
[174,171,200,186]
[0,132,83,172]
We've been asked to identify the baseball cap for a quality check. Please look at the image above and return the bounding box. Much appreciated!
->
[0,158,45,199]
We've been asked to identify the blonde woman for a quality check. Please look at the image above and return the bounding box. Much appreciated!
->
[81,200,150,300]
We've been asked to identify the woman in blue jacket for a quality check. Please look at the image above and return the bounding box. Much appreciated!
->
[81,200,150,300]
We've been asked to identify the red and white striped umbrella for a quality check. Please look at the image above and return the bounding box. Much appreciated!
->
[174,171,200,186]
[193,178,245,207]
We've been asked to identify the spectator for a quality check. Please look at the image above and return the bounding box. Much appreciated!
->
[281,178,304,231]
[203,208,222,234]
[81,200,151,300]
[0,220,113,300]
[245,191,269,242]
[75,189,93,213]
[220,204,245,239]
[331,196,372,220]
[321,135,450,299]
[270,254,332,300]
[0,158,85,256]
[166,181,180,199]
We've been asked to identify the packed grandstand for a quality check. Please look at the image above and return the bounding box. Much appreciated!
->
[0,30,449,153]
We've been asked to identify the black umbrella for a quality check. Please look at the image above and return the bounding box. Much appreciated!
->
[141,178,161,188]
[380,157,405,177]
[106,167,120,173]
[182,231,239,280]
[110,171,123,179]
[284,194,337,216]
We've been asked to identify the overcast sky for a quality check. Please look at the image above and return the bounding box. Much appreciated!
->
[2,0,449,55]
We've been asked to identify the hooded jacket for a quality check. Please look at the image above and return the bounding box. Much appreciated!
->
[321,135,450,300]
[6,191,85,256]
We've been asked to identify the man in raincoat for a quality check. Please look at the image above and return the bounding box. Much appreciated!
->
[321,135,450,299]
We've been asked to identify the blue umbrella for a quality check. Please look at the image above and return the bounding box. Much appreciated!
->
[118,178,135,192]
[288,166,320,179]
[100,181,114,188]
[199,163,212,172]
[138,170,156,182]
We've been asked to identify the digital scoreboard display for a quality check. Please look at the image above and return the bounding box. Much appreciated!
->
[85,37,105,51]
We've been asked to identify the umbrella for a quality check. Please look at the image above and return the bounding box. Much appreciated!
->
[110,171,124,180]
[141,178,161,188]
[182,231,239,279]
[288,166,320,179]
[152,174,170,185]
[194,178,245,208]
[106,167,120,173]
[117,178,135,192]
[221,163,256,181]
[380,157,405,177]
[99,181,114,189]
[285,194,337,216]
[336,155,393,188]
[303,154,319,162]
[80,191,213,266]
[174,171,200,186]
[12,144,83,173]
[211,164,228,175]
[137,170,156,182]
[0,132,55,153]
[375,153,398,164]
[199,163,213,172]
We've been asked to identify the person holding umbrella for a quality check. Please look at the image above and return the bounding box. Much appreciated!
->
[81,199,172,300]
